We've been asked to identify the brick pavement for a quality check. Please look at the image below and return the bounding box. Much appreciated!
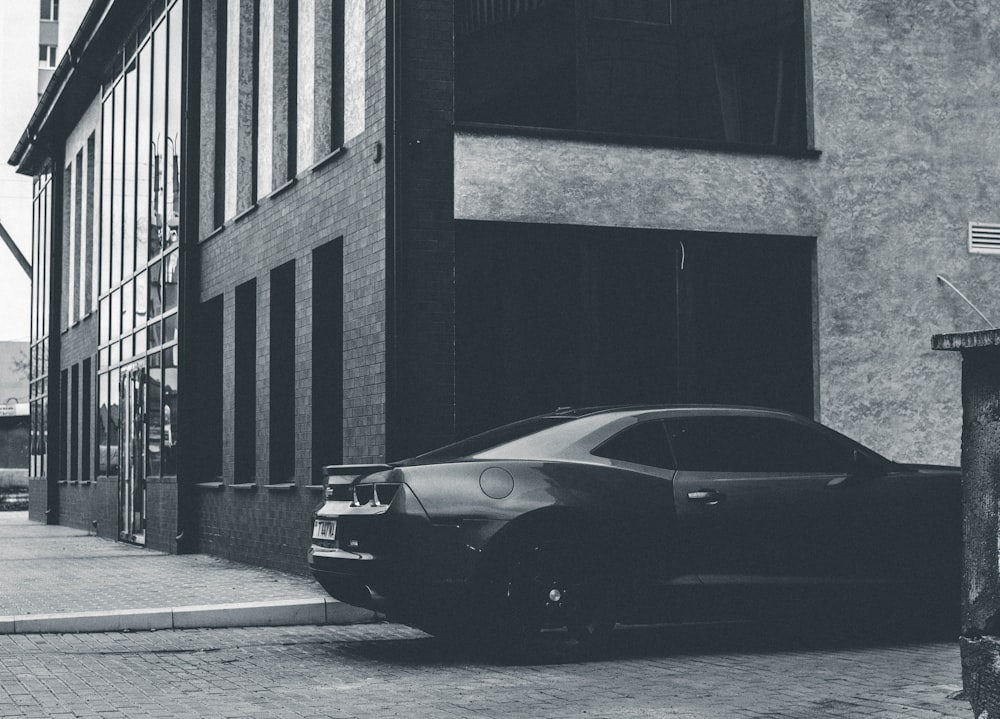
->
[0,623,970,718]
[0,511,371,630]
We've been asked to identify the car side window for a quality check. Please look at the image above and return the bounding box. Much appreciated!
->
[592,421,676,469]
[664,416,856,474]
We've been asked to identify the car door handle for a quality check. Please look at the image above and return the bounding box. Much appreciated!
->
[687,490,725,506]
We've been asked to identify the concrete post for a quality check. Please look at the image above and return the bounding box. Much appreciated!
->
[934,328,1000,718]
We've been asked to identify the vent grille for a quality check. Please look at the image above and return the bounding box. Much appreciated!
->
[969,222,1000,254]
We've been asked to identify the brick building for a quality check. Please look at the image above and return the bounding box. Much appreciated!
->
[9,0,1000,574]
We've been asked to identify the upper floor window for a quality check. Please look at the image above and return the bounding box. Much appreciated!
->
[41,0,59,21]
[455,0,808,151]
[39,45,57,68]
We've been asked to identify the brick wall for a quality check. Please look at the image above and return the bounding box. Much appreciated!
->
[190,0,387,574]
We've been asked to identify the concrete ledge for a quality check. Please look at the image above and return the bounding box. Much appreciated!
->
[325,598,379,625]
[173,598,328,629]
[14,608,173,634]
[0,599,378,634]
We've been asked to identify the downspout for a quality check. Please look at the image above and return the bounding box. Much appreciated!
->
[384,0,400,461]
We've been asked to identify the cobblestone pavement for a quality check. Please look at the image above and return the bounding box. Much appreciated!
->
[0,621,969,718]
[0,512,328,616]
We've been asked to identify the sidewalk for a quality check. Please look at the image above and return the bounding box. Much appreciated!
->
[0,511,376,634]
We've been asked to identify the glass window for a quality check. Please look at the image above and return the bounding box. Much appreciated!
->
[122,58,138,277]
[165,3,182,251]
[163,312,177,345]
[593,420,675,469]
[101,95,114,293]
[147,320,161,349]
[234,279,257,480]
[455,0,807,150]
[136,41,152,265]
[163,349,177,476]
[41,0,59,21]
[148,259,162,317]
[664,416,857,474]
[110,289,121,340]
[39,45,57,68]
[150,19,167,260]
[409,416,575,464]
[146,352,162,477]
[122,279,134,335]
[112,80,124,287]
[98,373,109,477]
[163,251,178,311]
[269,262,296,483]
[108,368,120,475]
[135,269,147,326]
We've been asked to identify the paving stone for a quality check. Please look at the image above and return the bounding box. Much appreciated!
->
[0,622,969,719]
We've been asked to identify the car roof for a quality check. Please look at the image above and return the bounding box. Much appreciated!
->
[541,404,802,419]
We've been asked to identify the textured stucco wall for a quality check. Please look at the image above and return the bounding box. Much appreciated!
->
[454,0,1000,465]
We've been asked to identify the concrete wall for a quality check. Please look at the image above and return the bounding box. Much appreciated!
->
[454,1,1000,466]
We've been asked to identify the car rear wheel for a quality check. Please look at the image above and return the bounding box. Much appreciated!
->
[478,532,616,656]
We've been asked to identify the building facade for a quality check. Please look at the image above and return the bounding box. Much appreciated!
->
[10,0,1000,574]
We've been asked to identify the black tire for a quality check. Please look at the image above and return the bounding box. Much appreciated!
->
[476,531,617,657]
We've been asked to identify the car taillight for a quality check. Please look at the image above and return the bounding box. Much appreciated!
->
[351,483,401,507]
[326,483,353,501]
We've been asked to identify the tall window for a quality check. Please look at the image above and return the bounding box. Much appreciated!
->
[311,239,342,481]
[193,297,224,480]
[269,261,295,483]
[455,0,807,150]
[97,0,183,482]
[70,364,79,480]
[234,279,257,480]
[82,358,92,482]
[29,172,51,478]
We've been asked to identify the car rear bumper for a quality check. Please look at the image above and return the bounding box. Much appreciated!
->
[308,540,479,618]
[308,547,390,610]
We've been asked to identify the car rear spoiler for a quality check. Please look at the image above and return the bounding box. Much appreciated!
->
[322,464,393,484]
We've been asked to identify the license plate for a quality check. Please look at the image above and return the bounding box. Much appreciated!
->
[312,519,337,541]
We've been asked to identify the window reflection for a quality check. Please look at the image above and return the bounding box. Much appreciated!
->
[108,368,120,475]
[150,18,167,260]
[164,252,178,311]
[136,41,151,264]
[164,313,177,345]
[95,0,182,485]
[98,372,109,476]
[123,58,137,276]
[148,259,162,317]
[146,352,161,477]
[163,350,177,476]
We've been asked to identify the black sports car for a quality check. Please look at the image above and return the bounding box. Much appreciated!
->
[308,405,960,646]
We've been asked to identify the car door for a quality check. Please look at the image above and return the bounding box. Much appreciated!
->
[667,413,862,586]
[828,460,961,589]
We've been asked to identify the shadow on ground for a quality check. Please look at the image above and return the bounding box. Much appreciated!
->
[336,606,958,667]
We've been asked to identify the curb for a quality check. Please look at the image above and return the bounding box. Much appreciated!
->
[0,598,378,635]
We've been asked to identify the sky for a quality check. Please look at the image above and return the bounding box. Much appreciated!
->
[0,0,88,342]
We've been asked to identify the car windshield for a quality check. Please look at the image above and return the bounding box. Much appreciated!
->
[402,416,575,464]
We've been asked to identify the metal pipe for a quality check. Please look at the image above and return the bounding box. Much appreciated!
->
[0,219,31,278]
[937,274,996,329]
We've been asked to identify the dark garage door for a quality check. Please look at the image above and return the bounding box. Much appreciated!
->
[455,221,814,437]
